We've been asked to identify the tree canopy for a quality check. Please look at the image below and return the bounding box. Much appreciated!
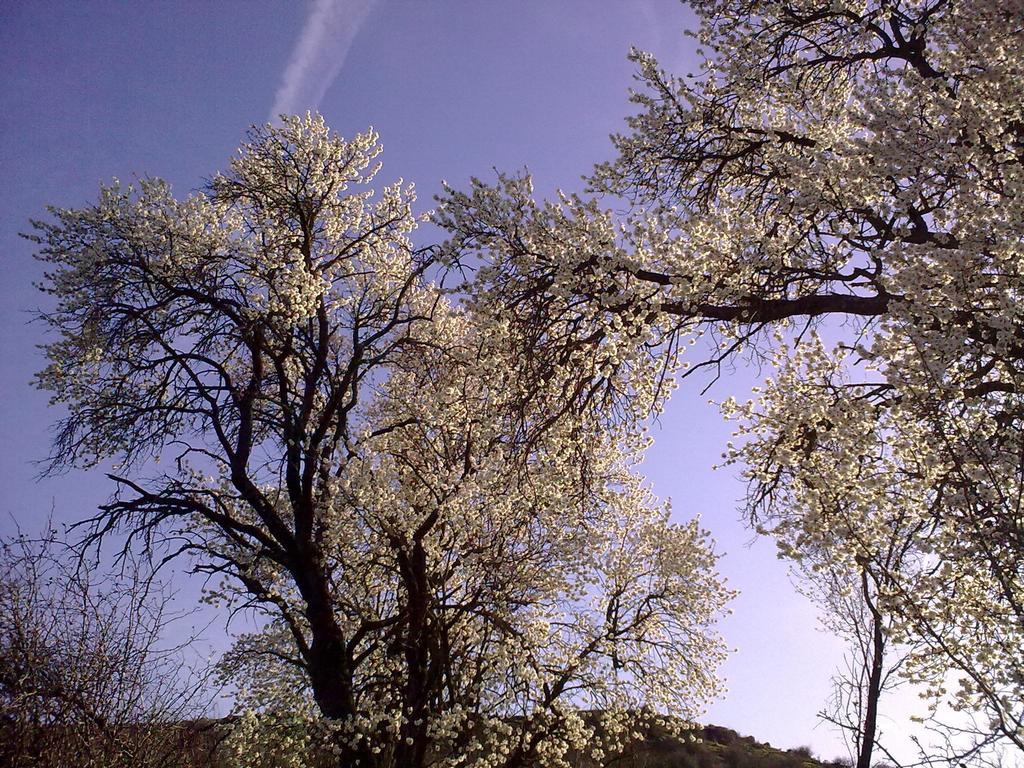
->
[29,0,1024,761]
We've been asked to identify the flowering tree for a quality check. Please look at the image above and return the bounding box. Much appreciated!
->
[438,0,1024,756]
[31,115,730,768]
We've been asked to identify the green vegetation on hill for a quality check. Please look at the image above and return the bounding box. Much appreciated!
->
[607,723,839,768]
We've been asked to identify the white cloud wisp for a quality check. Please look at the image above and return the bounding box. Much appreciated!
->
[270,0,377,121]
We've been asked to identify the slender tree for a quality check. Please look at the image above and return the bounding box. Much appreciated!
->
[723,365,926,768]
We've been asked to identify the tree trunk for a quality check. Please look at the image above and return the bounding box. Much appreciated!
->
[302,579,380,767]
[394,540,432,768]
[857,567,886,768]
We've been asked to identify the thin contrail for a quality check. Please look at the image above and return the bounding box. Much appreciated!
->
[270,0,377,121]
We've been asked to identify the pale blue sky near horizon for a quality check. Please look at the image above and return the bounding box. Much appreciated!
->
[0,0,927,758]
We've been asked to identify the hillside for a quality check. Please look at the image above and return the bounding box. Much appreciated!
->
[3,717,842,768]
[609,723,839,768]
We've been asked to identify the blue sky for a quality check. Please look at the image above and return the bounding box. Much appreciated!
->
[0,1,922,757]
